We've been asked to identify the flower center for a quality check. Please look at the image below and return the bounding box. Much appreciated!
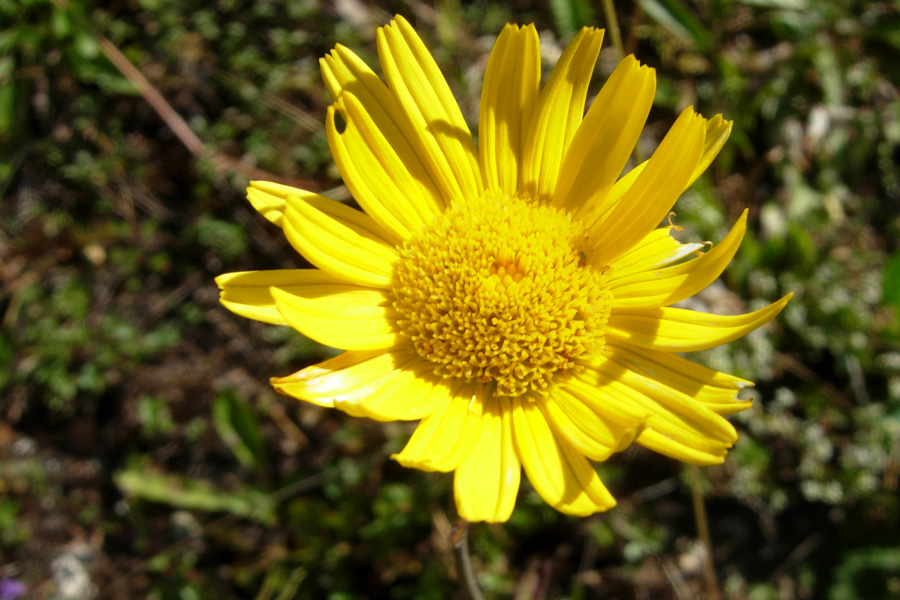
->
[393,194,612,397]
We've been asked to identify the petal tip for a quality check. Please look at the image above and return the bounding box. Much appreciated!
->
[268,285,291,302]
[774,292,794,310]
[213,272,231,288]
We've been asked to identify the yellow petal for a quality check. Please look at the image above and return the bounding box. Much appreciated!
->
[637,428,729,465]
[320,43,360,102]
[333,361,450,422]
[271,349,444,421]
[579,112,732,226]
[270,285,402,351]
[216,269,336,326]
[454,395,521,523]
[245,180,304,227]
[607,293,792,352]
[608,226,706,279]
[561,375,649,432]
[523,27,604,202]
[588,355,739,445]
[609,210,748,308]
[270,349,396,408]
[327,94,442,243]
[575,159,644,226]
[536,392,618,461]
[281,194,399,289]
[391,381,484,472]
[554,55,655,212]
[574,366,733,465]
[686,114,733,189]
[512,397,616,516]
[320,45,448,211]
[376,16,482,202]
[479,24,540,196]
[588,107,706,265]
[603,343,753,415]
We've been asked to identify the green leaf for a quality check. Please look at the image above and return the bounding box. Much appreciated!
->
[0,30,19,55]
[882,252,900,312]
[0,81,16,139]
[194,216,249,261]
[813,44,843,107]
[549,0,596,39]
[213,390,268,470]
[829,547,900,600]
[63,44,138,96]
[115,463,276,525]
[72,30,101,61]
[50,6,72,38]
[873,17,900,51]
[738,0,807,8]
[638,0,713,52]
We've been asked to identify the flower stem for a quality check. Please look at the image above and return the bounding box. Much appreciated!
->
[451,520,484,600]
[688,465,721,600]
[601,0,625,60]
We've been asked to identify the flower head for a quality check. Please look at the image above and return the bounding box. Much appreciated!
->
[217,16,790,522]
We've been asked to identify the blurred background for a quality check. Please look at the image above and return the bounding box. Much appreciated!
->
[2,0,900,598]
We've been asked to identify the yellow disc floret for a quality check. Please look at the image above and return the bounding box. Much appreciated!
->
[393,194,612,397]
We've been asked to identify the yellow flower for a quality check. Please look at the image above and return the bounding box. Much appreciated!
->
[216,16,790,522]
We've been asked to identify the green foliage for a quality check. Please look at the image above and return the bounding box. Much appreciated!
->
[137,394,176,437]
[830,547,900,600]
[193,216,249,262]
[2,0,900,598]
[115,461,277,525]
[0,500,29,547]
[213,390,268,470]
[638,0,712,52]
[550,0,596,39]
[882,252,900,312]
[9,275,181,412]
